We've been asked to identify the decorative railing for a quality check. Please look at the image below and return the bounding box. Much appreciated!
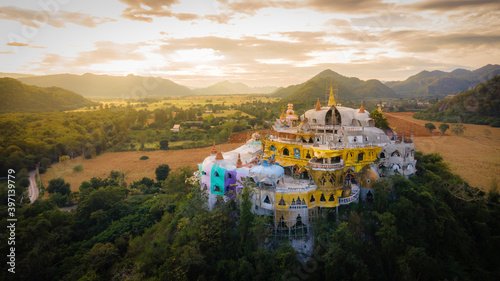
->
[307,161,344,170]
[309,125,340,130]
[338,184,360,205]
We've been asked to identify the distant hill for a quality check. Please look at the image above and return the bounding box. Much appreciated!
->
[18,73,193,98]
[193,80,277,95]
[273,69,396,110]
[0,73,36,79]
[388,64,500,97]
[413,75,500,127]
[0,78,97,113]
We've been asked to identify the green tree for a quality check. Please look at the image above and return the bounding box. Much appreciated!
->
[159,139,169,150]
[155,164,171,181]
[370,110,390,130]
[424,123,436,133]
[47,177,71,195]
[451,123,466,136]
[438,123,449,135]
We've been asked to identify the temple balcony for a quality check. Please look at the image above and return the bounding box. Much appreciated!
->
[338,184,360,205]
[307,161,345,170]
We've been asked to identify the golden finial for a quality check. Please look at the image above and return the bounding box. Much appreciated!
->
[328,80,337,107]
[280,105,286,119]
[236,153,242,168]
[210,142,217,155]
[215,146,224,160]
[315,98,322,111]
[378,105,383,113]
[359,102,365,113]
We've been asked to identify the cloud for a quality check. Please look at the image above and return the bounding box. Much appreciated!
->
[0,6,115,28]
[0,51,15,54]
[6,42,46,49]
[30,41,147,73]
[119,0,199,22]
[410,0,500,11]
[6,42,28,47]
[74,41,147,65]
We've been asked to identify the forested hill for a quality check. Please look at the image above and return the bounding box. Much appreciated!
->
[387,64,500,97]
[273,69,396,111]
[414,75,500,126]
[18,73,193,98]
[0,78,96,113]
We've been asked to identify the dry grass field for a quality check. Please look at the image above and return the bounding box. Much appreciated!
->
[41,142,244,194]
[385,112,500,190]
[42,112,499,194]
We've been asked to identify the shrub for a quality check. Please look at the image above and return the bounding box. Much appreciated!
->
[140,156,149,160]
[73,164,83,172]
[155,164,171,181]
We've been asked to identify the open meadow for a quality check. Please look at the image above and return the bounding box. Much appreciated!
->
[385,112,500,190]
[41,142,244,194]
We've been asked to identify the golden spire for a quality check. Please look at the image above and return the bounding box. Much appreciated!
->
[215,146,224,160]
[359,102,365,113]
[315,98,322,111]
[210,142,217,155]
[236,153,243,168]
[378,105,383,113]
[280,105,286,119]
[328,80,337,107]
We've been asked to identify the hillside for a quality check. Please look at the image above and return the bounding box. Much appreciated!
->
[0,78,96,113]
[388,64,500,97]
[18,73,193,98]
[273,69,396,110]
[193,80,277,95]
[414,75,500,126]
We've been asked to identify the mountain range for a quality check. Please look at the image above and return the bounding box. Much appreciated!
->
[2,64,499,101]
[0,78,96,113]
[413,75,500,126]
[386,64,500,97]
[16,73,193,98]
[272,69,397,110]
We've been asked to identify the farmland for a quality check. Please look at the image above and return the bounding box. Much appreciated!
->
[41,142,244,193]
[385,112,500,190]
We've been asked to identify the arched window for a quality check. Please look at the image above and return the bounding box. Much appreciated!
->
[270,145,276,151]
[214,185,221,192]
[214,171,219,177]
[380,151,386,158]
[263,195,270,204]
[328,194,335,202]
[320,193,326,202]
[227,173,232,179]
[310,194,316,202]
[305,151,312,159]
[358,153,364,161]
[391,150,401,157]
[353,136,357,142]
[278,196,286,206]
[283,148,290,156]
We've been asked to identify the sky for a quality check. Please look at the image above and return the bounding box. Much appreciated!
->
[1,0,499,88]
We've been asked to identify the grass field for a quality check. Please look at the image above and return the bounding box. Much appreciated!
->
[385,112,500,190]
[41,142,244,194]
[71,95,279,112]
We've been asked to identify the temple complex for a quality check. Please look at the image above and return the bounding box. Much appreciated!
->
[197,84,416,237]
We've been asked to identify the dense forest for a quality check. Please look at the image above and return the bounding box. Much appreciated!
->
[414,75,500,126]
[1,151,499,280]
[0,78,96,113]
